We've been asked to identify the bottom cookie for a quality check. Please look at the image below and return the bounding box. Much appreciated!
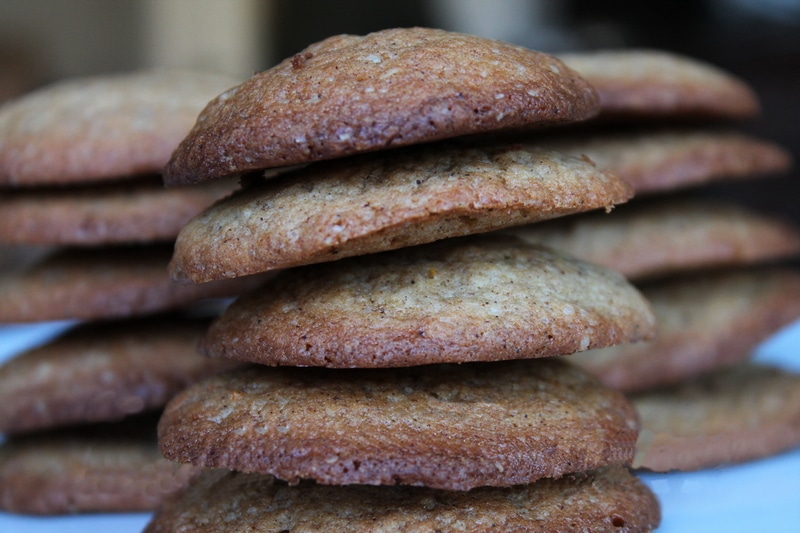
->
[145,465,660,533]
[0,416,199,514]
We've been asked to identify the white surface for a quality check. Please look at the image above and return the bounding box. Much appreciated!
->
[1,318,799,532]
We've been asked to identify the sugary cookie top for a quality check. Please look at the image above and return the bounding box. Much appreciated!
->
[164,27,599,185]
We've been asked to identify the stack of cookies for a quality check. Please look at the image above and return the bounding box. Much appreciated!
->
[504,49,800,472]
[0,71,272,514]
[142,28,664,531]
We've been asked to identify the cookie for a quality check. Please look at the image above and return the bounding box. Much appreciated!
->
[169,142,632,282]
[0,176,237,246]
[200,236,656,368]
[539,129,791,195]
[632,364,800,472]
[508,200,800,281]
[0,245,269,323]
[159,358,639,490]
[558,50,759,119]
[0,70,238,186]
[144,466,660,533]
[0,416,199,514]
[0,316,244,434]
[163,27,599,185]
[569,269,800,392]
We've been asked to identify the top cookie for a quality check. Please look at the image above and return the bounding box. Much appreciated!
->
[0,70,239,186]
[559,50,759,120]
[163,27,599,185]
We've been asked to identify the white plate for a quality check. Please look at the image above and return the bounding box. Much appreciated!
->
[1,318,799,532]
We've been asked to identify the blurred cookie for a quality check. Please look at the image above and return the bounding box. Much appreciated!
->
[570,269,800,392]
[0,70,238,186]
[0,245,268,323]
[632,364,800,472]
[508,200,800,281]
[0,416,199,514]
[540,129,790,195]
[201,236,655,368]
[558,49,759,119]
[159,358,639,490]
[163,27,599,185]
[144,466,660,533]
[0,176,237,246]
[170,142,632,282]
[0,316,244,434]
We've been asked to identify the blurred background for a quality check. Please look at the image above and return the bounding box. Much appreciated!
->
[1,0,797,221]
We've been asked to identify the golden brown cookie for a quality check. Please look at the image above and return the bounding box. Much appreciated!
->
[508,200,800,281]
[0,316,244,434]
[170,142,632,282]
[159,358,639,490]
[569,269,800,392]
[632,364,800,472]
[0,416,199,514]
[0,176,237,246]
[144,466,660,533]
[163,27,599,185]
[0,70,238,186]
[0,245,269,323]
[539,129,791,195]
[200,236,656,368]
[558,49,759,119]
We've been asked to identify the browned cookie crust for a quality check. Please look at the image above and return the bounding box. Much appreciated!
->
[158,358,639,490]
[539,129,791,195]
[632,364,800,472]
[0,176,237,246]
[200,236,655,368]
[163,27,599,185]
[0,70,238,186]
[0,245,268,323]
[145,466,660,533]
[0,419,199,515]
[569,268,800,392]
[170,142,632,282]
[0,316,244,434]
[508,200,800,281]
[559,50,759,120]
